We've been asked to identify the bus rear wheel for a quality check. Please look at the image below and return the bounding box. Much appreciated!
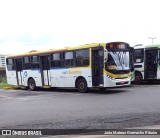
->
[135,72,142,84]
[28,79,37,91]
[77,78,88,93]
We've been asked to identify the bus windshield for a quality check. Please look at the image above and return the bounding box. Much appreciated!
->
[106,51,130,71]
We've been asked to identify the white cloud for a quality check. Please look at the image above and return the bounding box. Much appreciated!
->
[0,0,160,55]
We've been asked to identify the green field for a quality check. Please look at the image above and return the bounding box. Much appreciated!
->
[0,83,19,89]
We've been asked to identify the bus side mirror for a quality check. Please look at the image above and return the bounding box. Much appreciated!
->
[104,48,108,63]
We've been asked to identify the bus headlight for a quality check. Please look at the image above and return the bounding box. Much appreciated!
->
[106,75,115,80]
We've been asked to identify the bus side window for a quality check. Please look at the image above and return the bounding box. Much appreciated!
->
[51,53,62,68]
[75,49,89,67]
[31,55,40,69]
[105,53,116,70]
[134,49,144,63]
[23,56,31,70]
[63,51,74,67]
[6,58,15,71]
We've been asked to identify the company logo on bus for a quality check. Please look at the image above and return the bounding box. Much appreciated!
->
[23,71,28,77]
[62,70,82,75]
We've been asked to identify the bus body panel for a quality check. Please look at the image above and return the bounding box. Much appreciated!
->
[103,73,130,87]
[23,69,43,87]
[134,62,145,80]
[6,42,132,91]
[134,45,160,82]
[50,68,92,87]
[6,70,18,86]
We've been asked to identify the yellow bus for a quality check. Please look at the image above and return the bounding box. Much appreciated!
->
[6,42,131,92]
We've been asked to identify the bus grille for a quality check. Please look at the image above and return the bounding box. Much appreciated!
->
[116,81,129,85]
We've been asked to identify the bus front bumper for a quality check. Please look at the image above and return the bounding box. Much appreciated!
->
[104,75,131,87]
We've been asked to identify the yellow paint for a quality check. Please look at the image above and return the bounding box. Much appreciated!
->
[42,86,51,88]
[67,43,99,50]
[104,70,130,79]
[99,43,106,48]
[69,70,82,74]
[7,48,67,58]
[7,43,100,58]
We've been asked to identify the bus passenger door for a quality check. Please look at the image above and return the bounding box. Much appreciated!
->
[92,47,104,87]
[15,58,23,85]
[40,55,51,86]
[144,49,158,79]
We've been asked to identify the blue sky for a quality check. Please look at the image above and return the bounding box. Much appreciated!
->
[0,0,160,55]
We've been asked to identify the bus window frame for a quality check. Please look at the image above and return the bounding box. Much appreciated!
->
[134,49,144,63]
[31,55,40,69]
[63,51,74,68]
[23,56,32,70]
[6,58,15,71]
[75,48,90,67]
[50,52,62,68]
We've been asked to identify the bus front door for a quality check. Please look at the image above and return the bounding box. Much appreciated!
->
[145,49,158,79]
[15,58,23,86]
[92,48,104,87]
[40,55,51,86]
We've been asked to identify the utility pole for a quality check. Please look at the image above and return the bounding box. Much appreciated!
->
[148,37,156,45]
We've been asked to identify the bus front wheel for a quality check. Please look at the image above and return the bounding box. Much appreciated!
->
[135,72,142,84]
[77,78,88,93]
[28,79,37,91]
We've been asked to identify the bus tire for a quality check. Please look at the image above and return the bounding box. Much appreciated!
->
[28,79,37,91]
[77,78,88,93]
[135,72,142,84]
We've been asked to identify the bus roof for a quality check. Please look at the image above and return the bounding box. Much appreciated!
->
[145,44,160,48]
[134,44,160,49]
[6,42,130,59]
[7,48,67,58]
[6,43,100,58]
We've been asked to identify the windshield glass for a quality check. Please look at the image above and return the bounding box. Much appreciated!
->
[106,51,130,71]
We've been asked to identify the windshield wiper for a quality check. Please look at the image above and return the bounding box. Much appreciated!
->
[113,52,126,70]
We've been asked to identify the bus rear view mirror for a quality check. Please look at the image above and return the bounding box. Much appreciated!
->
[104,48,108,63]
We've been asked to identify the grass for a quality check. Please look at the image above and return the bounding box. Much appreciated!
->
[0,82,20,90]
[0,76,19,90]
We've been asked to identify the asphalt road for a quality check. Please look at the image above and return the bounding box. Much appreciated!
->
[1,83,160,132]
